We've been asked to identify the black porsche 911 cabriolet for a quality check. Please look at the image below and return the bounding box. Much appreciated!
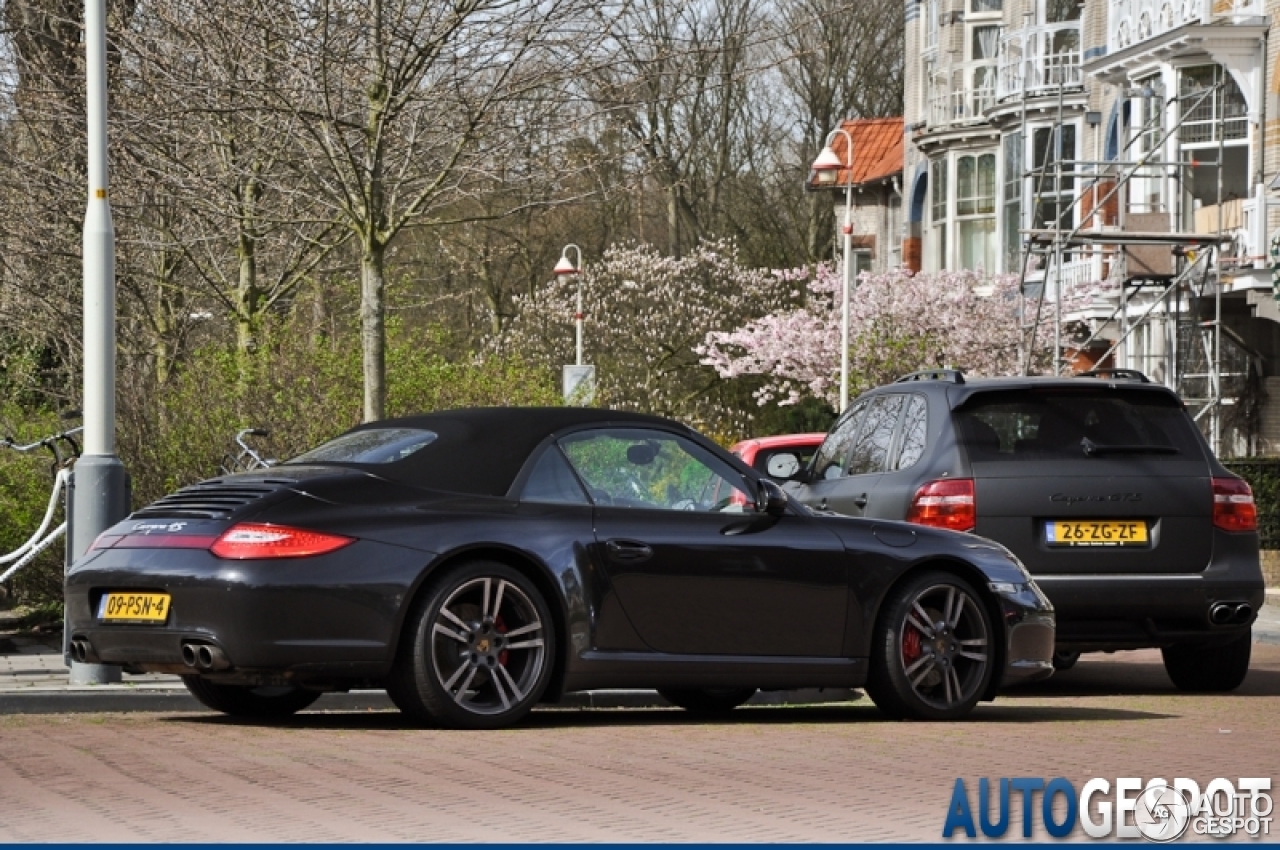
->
[67,407,1054,728]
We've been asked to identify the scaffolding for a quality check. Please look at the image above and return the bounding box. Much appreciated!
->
[1014,78,1252,456]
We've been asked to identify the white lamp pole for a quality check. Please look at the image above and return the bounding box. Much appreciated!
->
[554,244,584,365]
[811,128,855,412]
[69,0,127,684]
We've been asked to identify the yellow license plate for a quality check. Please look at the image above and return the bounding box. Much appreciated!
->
[1047,520,1148,547]
[98,592,171,623]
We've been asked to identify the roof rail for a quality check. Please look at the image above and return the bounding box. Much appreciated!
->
[1076,368,1150,383]
[894,369,965,385]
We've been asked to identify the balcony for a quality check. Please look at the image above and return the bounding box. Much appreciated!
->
[1108,0,1263,56]
[996,22,1082,102]
[927,59,997,130]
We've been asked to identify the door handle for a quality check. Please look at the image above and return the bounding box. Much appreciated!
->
[605,540,653,563]
[854,493,868,508]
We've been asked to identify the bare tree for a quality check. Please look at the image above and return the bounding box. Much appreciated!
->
[773,0,904,259]
[266,0,597,421]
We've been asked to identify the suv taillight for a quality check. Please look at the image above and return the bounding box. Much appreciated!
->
[906,478,976,533]
[1212,478,1257,533]
[210,523,355,559]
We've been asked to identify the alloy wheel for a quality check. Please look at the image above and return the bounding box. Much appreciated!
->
[429,576,547,716]
[897,582,989,711]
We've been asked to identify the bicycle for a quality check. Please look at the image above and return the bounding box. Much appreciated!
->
[220,428,276,475]
[0,419,83,584]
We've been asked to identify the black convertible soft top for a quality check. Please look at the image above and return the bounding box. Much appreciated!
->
[343,406,687,497]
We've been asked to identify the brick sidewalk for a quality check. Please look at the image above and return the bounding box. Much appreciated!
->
[0,644,1277,842]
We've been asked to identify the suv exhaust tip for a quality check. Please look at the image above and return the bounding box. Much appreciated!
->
[1209,601,1253,626]
[1209,603,1235,626]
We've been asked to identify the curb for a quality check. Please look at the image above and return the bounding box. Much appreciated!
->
[0,685,862,716]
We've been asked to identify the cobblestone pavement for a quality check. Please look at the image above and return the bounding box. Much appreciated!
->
[0,642,1277,843]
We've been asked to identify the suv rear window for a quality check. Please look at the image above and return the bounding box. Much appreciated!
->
[954,389,1204,461]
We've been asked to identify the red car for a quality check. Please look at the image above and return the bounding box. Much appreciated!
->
[730,433,826,481]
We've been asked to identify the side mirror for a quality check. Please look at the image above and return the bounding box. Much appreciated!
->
[754,478,789,517]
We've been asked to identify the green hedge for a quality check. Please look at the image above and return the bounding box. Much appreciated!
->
[1223,459,1280,549]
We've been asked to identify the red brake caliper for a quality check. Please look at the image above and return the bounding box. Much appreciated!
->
[902,622,922,665]
[495,614,509,666]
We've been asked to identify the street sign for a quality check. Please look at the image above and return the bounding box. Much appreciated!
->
[562,365,596,406]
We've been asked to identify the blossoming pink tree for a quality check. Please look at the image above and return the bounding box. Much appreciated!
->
[700,265,1071,408]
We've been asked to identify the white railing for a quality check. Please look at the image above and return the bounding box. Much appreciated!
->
[927,59,998,129]
[997,21,1082,101]
[1109,0,1263,54]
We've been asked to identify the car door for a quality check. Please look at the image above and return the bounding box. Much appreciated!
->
[863,393,932,519]
[802,394,905,516]
[558,427,849,657]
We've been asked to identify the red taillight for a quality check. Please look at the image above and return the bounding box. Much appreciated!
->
[906,478,976,533]
[210,523,355,559]
[1212,477,1257,533]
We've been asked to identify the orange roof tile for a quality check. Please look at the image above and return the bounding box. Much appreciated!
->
[808,117,904,190]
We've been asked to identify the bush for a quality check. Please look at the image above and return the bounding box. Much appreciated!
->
[119,318,561,507]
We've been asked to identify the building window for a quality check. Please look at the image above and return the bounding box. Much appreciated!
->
[1179,65,1247,146]
[1032,124,1076,230]
[971,0,1002,11]
[925,0,939,52]
[1044,0,1081,22]
[1002,131,1024,271]
[957,153,997,270]
[931,158,948,269]
[1131,78,1165,213]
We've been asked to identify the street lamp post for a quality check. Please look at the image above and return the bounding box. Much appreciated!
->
[555,245,594,404]
[810,128,855,413]
[69,0,128,684]
[554,244,584,366]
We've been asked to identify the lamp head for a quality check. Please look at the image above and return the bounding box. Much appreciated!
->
[810,146,844,186]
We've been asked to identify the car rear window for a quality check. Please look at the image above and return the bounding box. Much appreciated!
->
[285,428,438,464]
[954,389,1204,461]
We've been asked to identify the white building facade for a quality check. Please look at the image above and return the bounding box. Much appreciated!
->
[902,0,1280,455]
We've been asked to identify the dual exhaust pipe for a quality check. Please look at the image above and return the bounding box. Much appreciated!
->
[1209,601,1253,626]
[68,638,232,670]
[181,641,231,671]
[69,639,95,664]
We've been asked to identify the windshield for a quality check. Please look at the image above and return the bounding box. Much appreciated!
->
[285,428,438,465]
[955,389,1204,461]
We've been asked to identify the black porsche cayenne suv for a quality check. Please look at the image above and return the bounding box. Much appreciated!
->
[786,368,1265,691]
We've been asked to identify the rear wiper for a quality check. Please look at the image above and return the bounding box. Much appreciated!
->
[1081,438,1177,456]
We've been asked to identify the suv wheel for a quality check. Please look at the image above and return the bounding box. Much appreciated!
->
[1051,651,1080,671]
[1161,630,1251,692]
[867,571,994,720]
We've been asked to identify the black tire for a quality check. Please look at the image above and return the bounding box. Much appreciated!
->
[1162,630,1252,692]
[388,561,555,730]
[1052,651,1081,671]
[182,676,321,719]
[657,688,756,714]
[866,571,995,721]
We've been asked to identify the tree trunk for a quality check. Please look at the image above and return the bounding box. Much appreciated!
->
[666,188,681,258]
[234,173,264,373]
[360,240,387,422]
